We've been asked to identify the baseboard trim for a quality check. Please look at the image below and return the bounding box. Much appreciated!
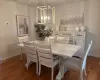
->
[2,53,21,61]
[1,54,21,64]
[0,56,2,64]
[88,54,100,58]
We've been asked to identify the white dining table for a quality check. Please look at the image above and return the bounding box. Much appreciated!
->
[33,40,81,57]
[28,40,81,80]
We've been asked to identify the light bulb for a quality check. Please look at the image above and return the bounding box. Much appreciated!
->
[76,27,79,31]
[48,16,50,20]
[45,16,47,19]
[41,16,43,20]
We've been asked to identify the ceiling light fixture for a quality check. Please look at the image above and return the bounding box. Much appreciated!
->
[36,0,55,24]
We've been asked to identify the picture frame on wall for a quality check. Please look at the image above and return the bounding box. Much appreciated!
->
[16,15,29,37]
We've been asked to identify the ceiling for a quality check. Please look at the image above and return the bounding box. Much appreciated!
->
[6,0,85,6]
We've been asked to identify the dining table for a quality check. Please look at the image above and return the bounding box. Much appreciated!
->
[28,40,81,80]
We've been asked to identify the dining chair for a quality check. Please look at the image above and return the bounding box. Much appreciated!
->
[23,42,38,74]
[18,36,29,43]
[49,36,55,43]
[17,36,29,60]
[35,42,59,80]
[64,40,93,80]
[54,35,70,44]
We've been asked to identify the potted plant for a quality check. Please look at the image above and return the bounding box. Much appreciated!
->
[34,24,52,40]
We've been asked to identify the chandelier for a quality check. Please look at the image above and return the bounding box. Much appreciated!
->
[36,0,55,24]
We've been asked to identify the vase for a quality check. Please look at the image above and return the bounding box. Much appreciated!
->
[45,37,50,43]
[80,26,85,31]
[75,27,80,31]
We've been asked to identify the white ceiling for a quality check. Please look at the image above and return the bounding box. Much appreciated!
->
[6,0,85,6]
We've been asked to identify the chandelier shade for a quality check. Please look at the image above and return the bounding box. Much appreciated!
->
[36,0,55,24]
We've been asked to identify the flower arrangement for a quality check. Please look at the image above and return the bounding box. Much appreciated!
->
[34,24,52,40]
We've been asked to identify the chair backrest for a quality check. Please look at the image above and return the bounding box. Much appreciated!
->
[35,42,53,66]
[81,40,93,70]
[18,36,29,43]
[49,36,55,43]
[23,42,36,55]
[55,35,70,44]
[53,31,74,44]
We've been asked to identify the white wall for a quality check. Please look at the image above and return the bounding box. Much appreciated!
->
[0,1,36,60]
[0,0,100,60]
[28,7,37,40]
[55,0,100,57]
[84,0,100,57]
[55,1,84,25]
[0,1,18,60]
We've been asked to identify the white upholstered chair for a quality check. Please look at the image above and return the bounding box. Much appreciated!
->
[35,42,59,80]
[64,40,93,80]
[17,36,29,60]
[23,42,38,74]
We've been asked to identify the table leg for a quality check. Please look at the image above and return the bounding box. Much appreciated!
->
[56,57,67,80]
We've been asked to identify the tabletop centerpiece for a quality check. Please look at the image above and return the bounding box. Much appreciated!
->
[34,23,52,41]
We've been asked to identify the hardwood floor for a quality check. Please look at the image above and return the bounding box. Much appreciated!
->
[0,55,100,80]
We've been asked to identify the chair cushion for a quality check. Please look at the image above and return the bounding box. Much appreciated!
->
[64,57,82,71]
[73,48,83,59]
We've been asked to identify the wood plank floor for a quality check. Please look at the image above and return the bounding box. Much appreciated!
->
[0,55,100,80]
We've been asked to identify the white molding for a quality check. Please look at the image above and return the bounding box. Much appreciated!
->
[2,52,20,61]
[1,46,21,61]
[0,56,2,64]
[88,52,100,58]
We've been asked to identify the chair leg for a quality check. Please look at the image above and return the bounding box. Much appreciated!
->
[51,67,54,80]
[25,63,28,70]
[80,70,83,80]
[39,64,41,76]
[84,68,87,76]
[25,58,30,70]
